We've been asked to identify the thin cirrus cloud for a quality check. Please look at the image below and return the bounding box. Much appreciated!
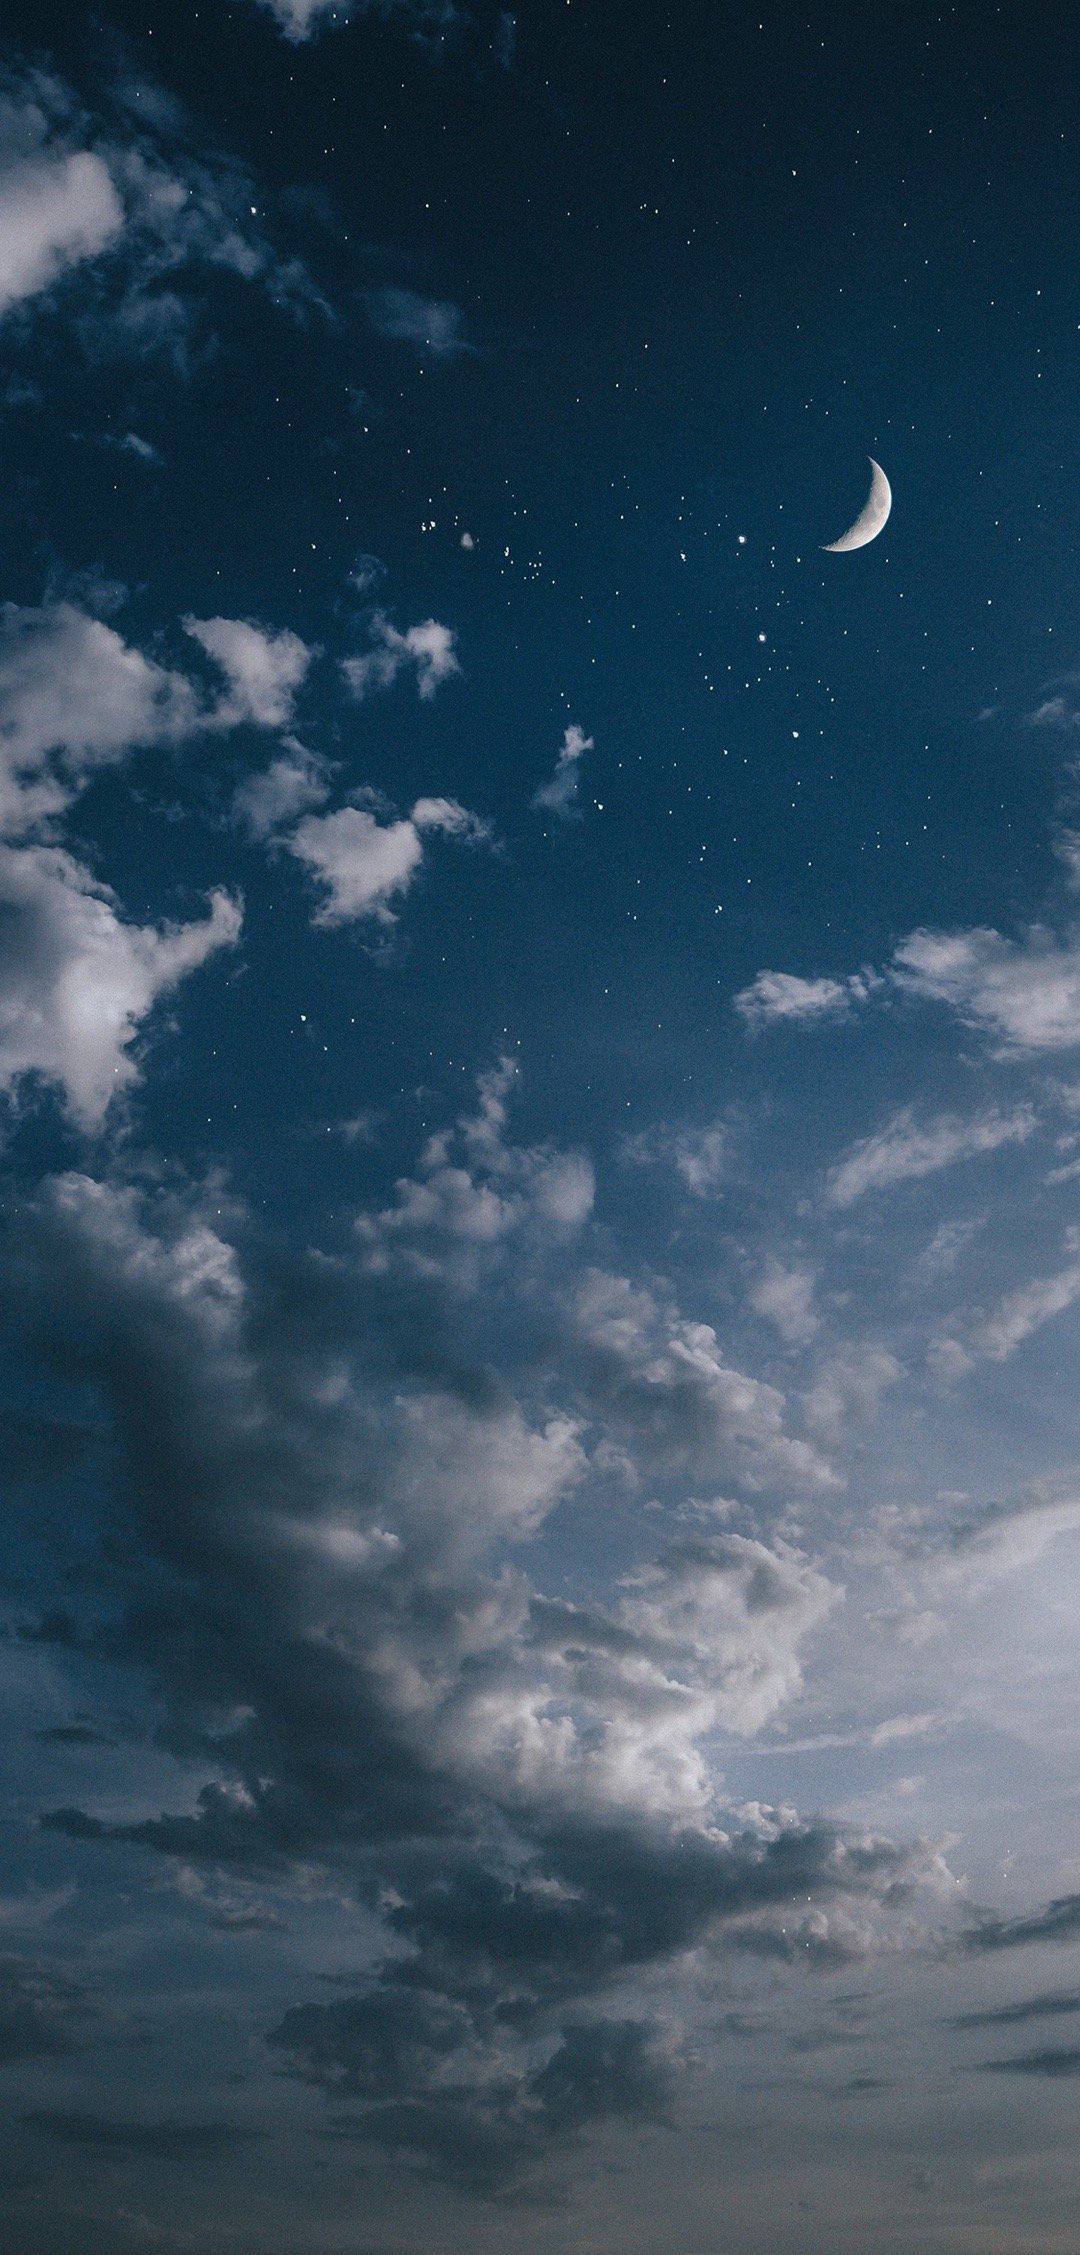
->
[254,0,464,44]
[825,1105,1036,1208]
[365,284,472,358]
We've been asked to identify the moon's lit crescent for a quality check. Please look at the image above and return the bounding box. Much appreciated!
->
[822,458,892,552]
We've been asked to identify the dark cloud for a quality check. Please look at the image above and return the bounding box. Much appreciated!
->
[0,1956,92,2063]
[954,1992,1080,2030]
[979,2046,1080,2079]
[965,1894,1080,1951]
[23,2108,260,2155]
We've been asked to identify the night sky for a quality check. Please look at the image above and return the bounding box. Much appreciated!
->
[1,3,1080,2250]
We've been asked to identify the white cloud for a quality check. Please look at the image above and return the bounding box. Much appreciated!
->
[358,1056,595,1280]
[288,791,490,925]
[342,613,459,704]
[0,148,122,316]
[183,616,313,729]
[934,1234,1080,1373]
[734,967,877,1029]
[0,600,196,836]
[891,926,1080,1052]
[0,842,240,1124]
[531,724,593,820]
[826,1105,1036,1209]
[234,745,331,839]
[750,1259,818,1346]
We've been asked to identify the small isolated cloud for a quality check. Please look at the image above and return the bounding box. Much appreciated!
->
[288,791,490,925]
[734,968,877,1030]
[342,612,459,703]
[366,285,471,358]
[183,615,314,729]
[532,724,593,820]
[0,843,241,1124]
[826,1105,1036,1209]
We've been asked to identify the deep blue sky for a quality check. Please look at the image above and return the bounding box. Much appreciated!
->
[1,3,1080,2250]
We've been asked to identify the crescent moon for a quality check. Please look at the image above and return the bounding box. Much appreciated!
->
[822,457,892,553]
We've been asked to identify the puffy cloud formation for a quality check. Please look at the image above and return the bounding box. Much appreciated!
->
[0,600,197,836]
[8,1079,947,2186]
[342,612,460,702]
[891,926,1080,1052]
[0,146,122,316]
[826,1105,1036,1208]
[182,616,313,729]
[532,723,594,820]
[289,790,490,923]
[0,845,240,1125]
[233,743,331,838]
[0,58,323,355]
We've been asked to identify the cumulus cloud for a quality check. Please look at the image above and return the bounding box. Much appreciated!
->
[6,1150,944,2185]
[891,926,1080,1052]
[366,284,471,357]
[183,615,314,729]
[342,612,459,703]
[532,724,593,820]
[826,1105,1036,1208]
[0,58,324,356]
[750,1259,818,1346]
[0,599,197,836]
[288,790,490,925]
[233,744,331,839]
[0,147,122,316]
[358,1056,594,1279]
[0,843,241,1124]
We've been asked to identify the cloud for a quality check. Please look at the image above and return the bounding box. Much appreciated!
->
[366,285,471,358]
[734,968,877,1029]
[954,1992,1080,2029]
[233,745,331,839]
[183,616,314,729]
[621,1119,731,1196]
[0,600,197,836]
[288,791,490,925]
[342,612,459,703]
[0,843,241,1124]
[531,724,593,820]
[966,1893,1080,1952]
[0,58,325,358]
[0,147,123,316]
[749,1260,818,1346]
[255,0,463,45]
[358,1056,594,1277]
[826,1105,1036,1209]
[891,925,1080,1052]
[979,2046,1080,2078]
[6,1158,947,2184]
[934,1241,1080,1373]
[0,1956,91,2062]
